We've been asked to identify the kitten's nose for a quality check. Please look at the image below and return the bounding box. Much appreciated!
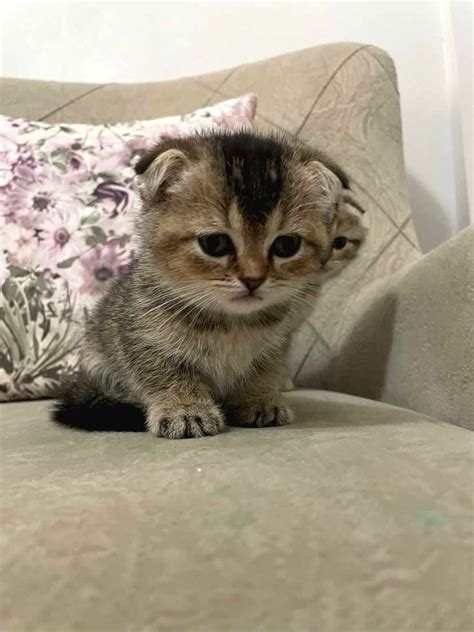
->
[240,277,265,293]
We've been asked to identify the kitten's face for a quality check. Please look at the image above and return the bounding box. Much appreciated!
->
[136,133,365,316]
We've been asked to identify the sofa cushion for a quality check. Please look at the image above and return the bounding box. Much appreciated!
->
[1,390,472,631]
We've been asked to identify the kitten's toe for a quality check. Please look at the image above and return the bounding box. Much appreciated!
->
[257,402,294,427]
[147,402,224,439]
[228,399,294,428]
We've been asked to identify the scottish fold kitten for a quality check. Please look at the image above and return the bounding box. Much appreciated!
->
[53,131,365,438]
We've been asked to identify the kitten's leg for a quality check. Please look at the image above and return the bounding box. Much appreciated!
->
[225,367,294,428]
[279,368,296,392]
[278,336,296,391]
[145,382,225,439]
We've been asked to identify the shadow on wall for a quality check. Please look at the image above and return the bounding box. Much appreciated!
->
[406,172,452,253]
[326,289,397,402]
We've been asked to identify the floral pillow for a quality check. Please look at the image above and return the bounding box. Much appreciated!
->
[0,94,258,400]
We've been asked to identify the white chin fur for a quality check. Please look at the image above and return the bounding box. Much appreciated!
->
[223,300,266,315]
[215,287,298,315]
[213,292,271,315]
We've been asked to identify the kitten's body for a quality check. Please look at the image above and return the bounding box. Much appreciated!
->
[54,131,365,438]
[83,264,291,401]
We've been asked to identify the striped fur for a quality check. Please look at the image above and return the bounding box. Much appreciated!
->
[52,131,365,439]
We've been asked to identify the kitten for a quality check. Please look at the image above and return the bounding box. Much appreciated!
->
[53,130,365,439]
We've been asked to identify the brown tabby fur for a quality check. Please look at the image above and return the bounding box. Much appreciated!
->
[53,130,365,439]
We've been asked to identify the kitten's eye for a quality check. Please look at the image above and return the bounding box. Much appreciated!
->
[332,236,347,250]
[270,235,302,258]
[198,233,234,257]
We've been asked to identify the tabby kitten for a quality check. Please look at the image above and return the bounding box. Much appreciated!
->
[53,131,365,439]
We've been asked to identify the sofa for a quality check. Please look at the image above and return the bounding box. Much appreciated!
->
[1,42,473,632]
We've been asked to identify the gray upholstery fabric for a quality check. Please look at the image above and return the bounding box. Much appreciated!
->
[1,393,473,632]
[1,42,473,631]
[327,225,474,430]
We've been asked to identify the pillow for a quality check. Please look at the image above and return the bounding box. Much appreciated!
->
[0,94,258,400]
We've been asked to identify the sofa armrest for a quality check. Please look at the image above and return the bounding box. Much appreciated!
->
[328,226,474,429]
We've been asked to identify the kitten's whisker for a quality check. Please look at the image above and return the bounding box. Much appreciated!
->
[181,294,226,349]
[154,296,213,329]
[287,293,320,313]
[139,286,203,315]
[143,293,208,329]
[141,286,215,317]
[151,289,217,333]
[157,292,220,354]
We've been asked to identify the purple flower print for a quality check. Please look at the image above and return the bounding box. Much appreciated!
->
[181,94,257,129]
[61,239,131,299]
[0,132,19,187]
[38,209,86,269]
[64,150,91,181]
[92,181,129,217]
[93,143,133,174]
[3,221,39,269]
[0,117,27,133]
[124,135,147,166]
[7,165,80,229]
[41,130,76,153]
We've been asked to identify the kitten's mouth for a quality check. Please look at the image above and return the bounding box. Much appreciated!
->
[226,291,266,313]
[230,292,263,304]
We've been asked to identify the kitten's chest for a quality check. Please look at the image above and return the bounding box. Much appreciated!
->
[192,326,284,396]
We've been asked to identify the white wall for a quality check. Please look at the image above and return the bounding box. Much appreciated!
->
[442,0,473,225]
[1,1,472,251]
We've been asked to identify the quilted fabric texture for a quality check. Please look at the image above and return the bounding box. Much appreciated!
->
[0,95,257,400]
[1,43,422,397]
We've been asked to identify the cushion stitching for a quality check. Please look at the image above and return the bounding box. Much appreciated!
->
[305,320,330,351]
[399,217,421,250]
[190,77,218,93]
[292,336,319,381]
[213,65,244,94]
[194,67,242,107]
[356,228,403,281]
[39,84,110,122]
[351,178,406,231]
[188,78,219,108]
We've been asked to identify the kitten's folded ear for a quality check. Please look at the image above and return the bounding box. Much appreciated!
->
[307,160,343,199]
[305,160,344,223]
[306,158,366,218]
[341,190,365,215]
[135,148,190,201]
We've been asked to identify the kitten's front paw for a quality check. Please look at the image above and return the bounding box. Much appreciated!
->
[147,399,224,439]
[227,398,294,428]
